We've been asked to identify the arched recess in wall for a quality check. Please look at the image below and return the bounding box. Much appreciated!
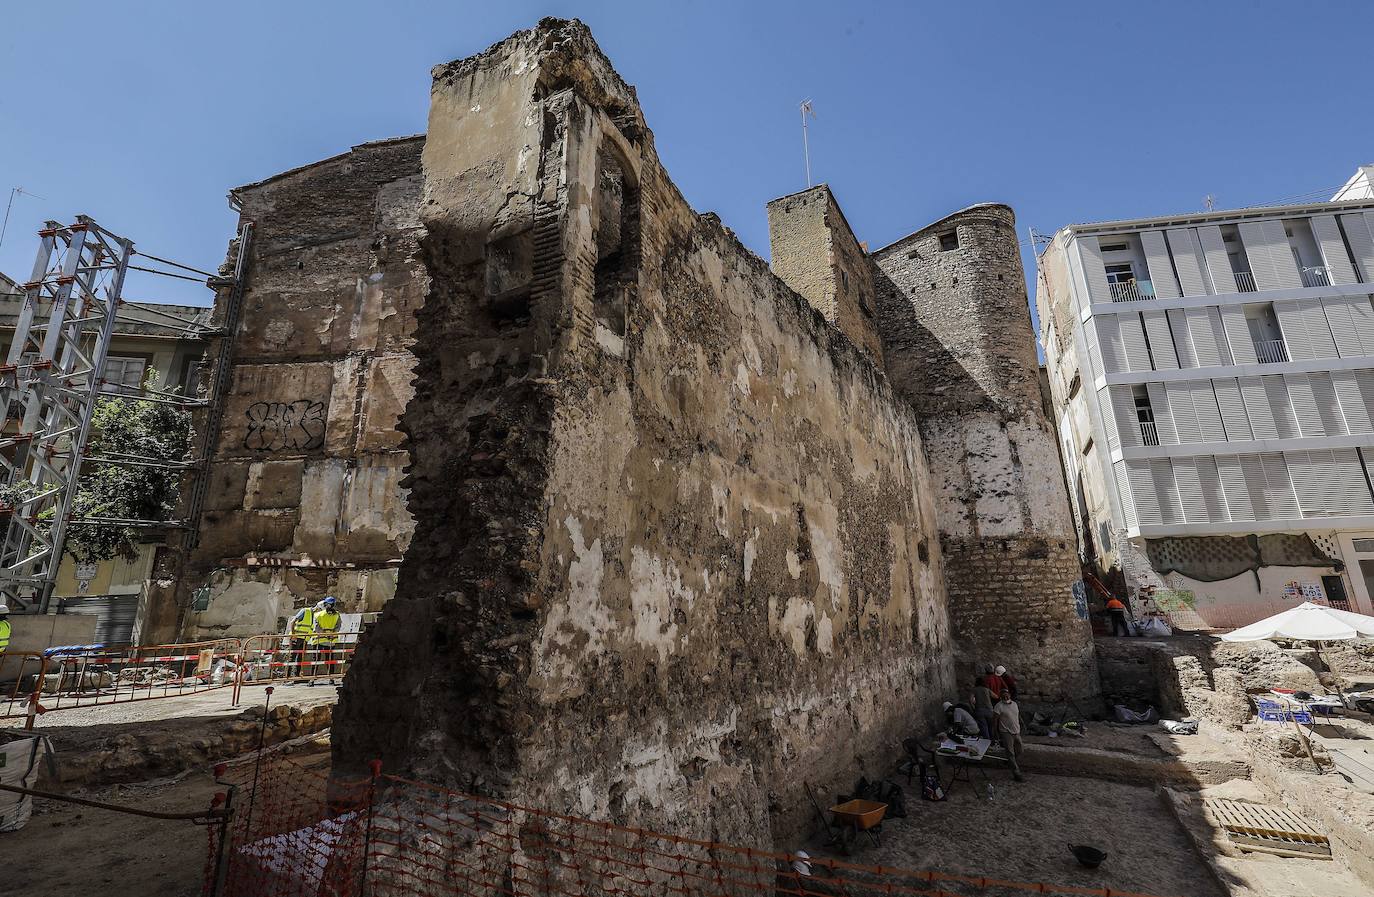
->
[592,140,640,342]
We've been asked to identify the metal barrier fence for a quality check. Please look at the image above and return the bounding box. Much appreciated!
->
[0,651,49,726]
[0,638,242,726]
[207,753,1180,897]
[234,634,357,703]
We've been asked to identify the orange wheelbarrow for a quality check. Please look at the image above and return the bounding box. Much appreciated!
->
[828,799,887,855]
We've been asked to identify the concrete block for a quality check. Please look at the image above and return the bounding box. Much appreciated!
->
[358,354,416,452]
[245,459,306,509]
[219,363,335,456]
[203,461,250,512]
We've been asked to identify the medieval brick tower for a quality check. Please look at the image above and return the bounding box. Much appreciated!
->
[868,204,1099,702]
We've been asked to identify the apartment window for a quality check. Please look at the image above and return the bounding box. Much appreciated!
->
[1132,385,1159,446]
[1100,242,1129,252]
[1105,263,1136,284]
[938,231,959,252]
[103,356,147,394]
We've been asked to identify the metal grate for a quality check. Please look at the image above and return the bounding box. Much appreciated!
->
[1203,798,1331,860]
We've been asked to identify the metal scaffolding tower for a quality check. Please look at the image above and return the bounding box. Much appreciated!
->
[0,216,228,613]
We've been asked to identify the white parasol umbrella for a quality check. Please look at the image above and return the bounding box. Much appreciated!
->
[1220,601,1374,643]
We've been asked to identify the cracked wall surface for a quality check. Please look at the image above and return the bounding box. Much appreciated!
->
[332,19,955,847]
[162,136,427,642]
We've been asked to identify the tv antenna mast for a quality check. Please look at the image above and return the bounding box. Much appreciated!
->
[1203,193,1216,211]
[799,100,816,187]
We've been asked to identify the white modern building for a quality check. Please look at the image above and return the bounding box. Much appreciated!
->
[1037,180,1374,629]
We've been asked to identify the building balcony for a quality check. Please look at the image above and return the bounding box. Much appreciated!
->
[1139,420,1160,446]
[1301,266,1330,288]
[1256,339,1289,364]
[1234,271,1257,293]
[1108,279,1155,302]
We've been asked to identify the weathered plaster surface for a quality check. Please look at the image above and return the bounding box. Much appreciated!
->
[334,19,954,848]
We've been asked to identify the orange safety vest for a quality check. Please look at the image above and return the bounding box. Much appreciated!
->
[1106,598,1126,611]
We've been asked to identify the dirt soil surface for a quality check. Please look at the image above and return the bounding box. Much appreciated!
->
[3,741,330,897]
[807,773,1223,897]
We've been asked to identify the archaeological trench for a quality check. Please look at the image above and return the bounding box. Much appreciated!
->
[171,19,1099,846]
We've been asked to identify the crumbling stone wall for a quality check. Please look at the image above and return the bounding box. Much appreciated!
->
[335,20,954,848]
[870,206,1098,702]
[167,137,426,642]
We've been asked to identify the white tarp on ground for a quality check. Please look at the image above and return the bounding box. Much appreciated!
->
[0,732,50,832]
[1219,601,1374,642]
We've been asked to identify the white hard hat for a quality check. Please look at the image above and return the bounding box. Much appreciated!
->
[942,701,953,711]
[995,665,1007,676]
[0,604,9,614]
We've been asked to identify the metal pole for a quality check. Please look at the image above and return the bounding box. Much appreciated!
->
[800,100,814,188]
[244,685,273,833]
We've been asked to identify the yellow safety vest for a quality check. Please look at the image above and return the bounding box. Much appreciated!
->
[310,609,341,645]
[0,619,9,653]
[291,607,315,638]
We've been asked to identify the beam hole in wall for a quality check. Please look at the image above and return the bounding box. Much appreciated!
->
[593,144,640,343]
[938,231,959,252]
[483,225,534,323]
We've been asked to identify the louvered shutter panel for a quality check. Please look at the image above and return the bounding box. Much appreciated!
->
[1141,230,1181,298]
[1263,452,1300,518]
[1285,374,1325,436]
[1312,215,1359,284]
[1184,307,1223,366]
[1114,461,1137,529]
[1287,450,1326,517]
[1239,222,1280,290]
[1146,383,1176,444]
[1242,454,1271,519]
[1107,386,1137,449]
[1151,459,1184,524]
[1077,237,1111,305]
[1142,310,1178,368]
[1322,297,1363,358]
[1082,316,1101,376]
[1165,382,1200,442]
[1166,229,1210,296]
[1126,460,1162,526]
[1309,373,1346,435]
[1191,381,1227,442]
[1096,316,1124,373]
[1119,313,1153,371]
[1264,376,1300,437]
[1219,306,1257,364]
[1217,455,1254,521]
[1209,308,1233,364]
[1213,378,1253,440]
[1240,376,1278,438]
[1274,300,1311,360]
[1264,220,1303,288]
[1302,298,1339,358]
[1349,297,1374,355]
[1171,458,1208,522]
[1333,448,1374,514]
[1340,213,1374,283]
[1358,370,1374,425]
[1196,456,1229,522]
[1168,308,1197,367]
[1332,372,1374,433]
[1198,226,1237,293]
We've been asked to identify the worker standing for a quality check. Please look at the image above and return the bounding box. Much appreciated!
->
[1106,595,1131,637]
[285,603,315,682]
[309,596,342,686]
[0,603,10,656]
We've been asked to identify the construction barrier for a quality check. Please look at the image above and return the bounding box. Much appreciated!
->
[0,652,49,727]
[235,633,358,702]
[0,638,242,726]
[207,753,1182,897]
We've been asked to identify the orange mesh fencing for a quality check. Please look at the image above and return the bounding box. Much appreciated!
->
[207,754,1181,897]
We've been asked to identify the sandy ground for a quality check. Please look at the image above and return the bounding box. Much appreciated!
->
[2,742,331,897]
[804,773,1224,897]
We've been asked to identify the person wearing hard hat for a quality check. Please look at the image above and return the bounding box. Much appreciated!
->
[308,596,342,686]
[284,602,316,682]
[0,604,10,656]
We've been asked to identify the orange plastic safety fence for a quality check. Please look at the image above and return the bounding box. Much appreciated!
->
[207,755,1182,897]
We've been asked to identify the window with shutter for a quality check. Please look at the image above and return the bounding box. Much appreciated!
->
[1167,309,1197,367]
[1285,374,1325,437]
[1191,381,1227,442]
[1302,299,1339,359]
[1165,382,1200,442]
[1309,373,1347,436]
[1077,238,1112,305]
[1219,306,1257,364]
[1114,461,1137,529]
[1151,459,1184,524]
[1198,226,1236,293]
[1096,316,1125,373]
[1263,376,1299,438]
[1144,383,1175,444]
[1141,310,1178,369]
[1217,455,1254,521]
[1126,460,1162,526]
[1141,231,1181,298]
[1312,215,1359,285]
[1171,458,1209,522]
[1273,300,1311,360]
[1197,456,1230,522]
[1333,372,1374,434]
[1339,214,1374,283]
[1119,313,1153,372]
[1322,297,1363,357]
[1166,229,1210,297]
[102,356,147,395]
[1240,376,1278,438]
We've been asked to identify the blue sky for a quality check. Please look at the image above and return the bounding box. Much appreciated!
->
[1,1,1371,313]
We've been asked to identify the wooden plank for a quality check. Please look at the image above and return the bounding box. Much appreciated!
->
[1204,799,1330,853]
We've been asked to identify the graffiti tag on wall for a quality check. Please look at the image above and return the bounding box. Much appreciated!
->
[244,400,326,451]
[1151,588,1196,613]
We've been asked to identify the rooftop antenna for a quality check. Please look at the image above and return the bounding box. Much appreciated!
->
[799,100,816,188]
[1203,193,1216,211]
[0,187,45,252]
